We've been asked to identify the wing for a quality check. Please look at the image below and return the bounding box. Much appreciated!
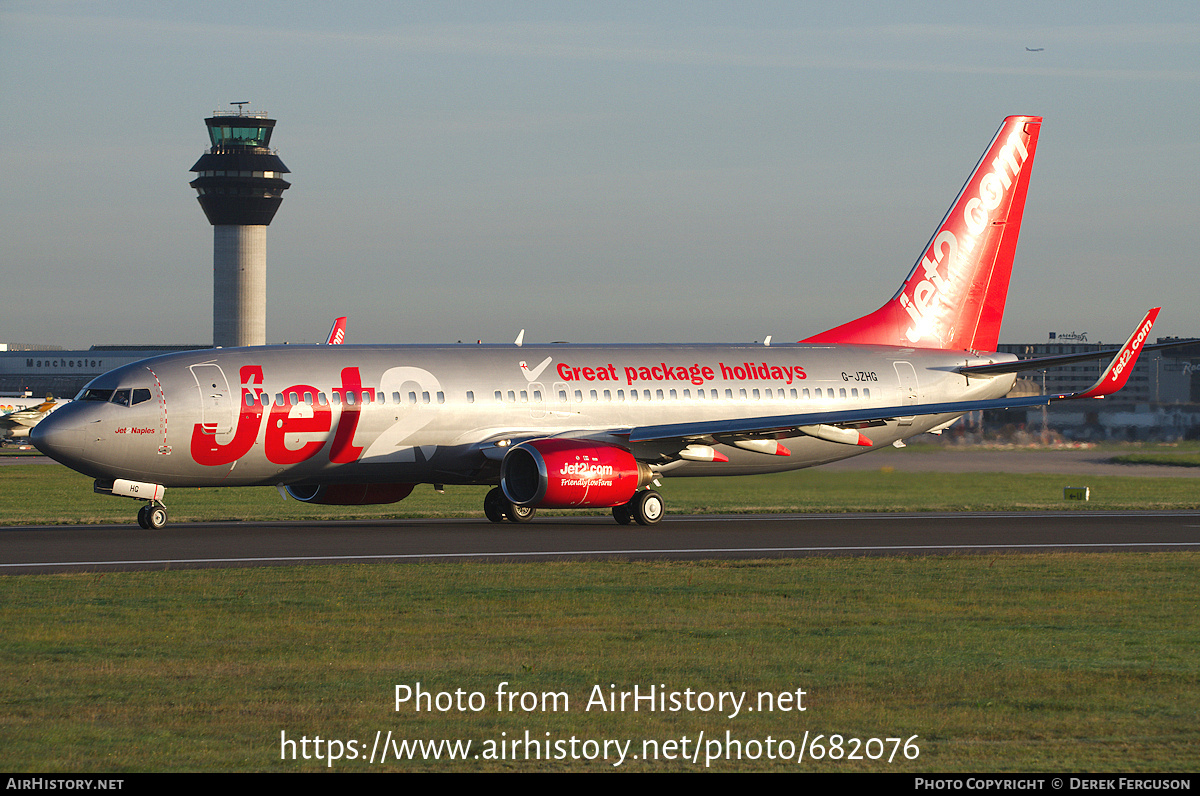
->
[626,309,1161,454]
[470,310,1162,468]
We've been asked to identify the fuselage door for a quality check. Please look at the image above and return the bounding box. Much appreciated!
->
[189,364,234,437]
[893,361,918,427]
[529,382,546,419]
[552,381,572,418]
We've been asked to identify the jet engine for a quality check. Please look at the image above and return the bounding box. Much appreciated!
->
[284,483,415,505]
[500,438,653,508]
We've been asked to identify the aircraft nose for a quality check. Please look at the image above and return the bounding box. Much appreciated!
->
[30,403,90,469]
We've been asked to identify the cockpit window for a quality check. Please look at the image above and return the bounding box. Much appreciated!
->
[132,389,153,405]
[80,388,115,402]
[112,389,131,407]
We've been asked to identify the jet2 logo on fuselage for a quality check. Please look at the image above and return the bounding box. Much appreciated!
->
[520,357,553,382]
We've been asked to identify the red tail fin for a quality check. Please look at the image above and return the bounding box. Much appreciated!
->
[325,317,347,345]
[804,116,1041,351]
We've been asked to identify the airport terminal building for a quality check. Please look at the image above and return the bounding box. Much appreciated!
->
[0,344,206,398]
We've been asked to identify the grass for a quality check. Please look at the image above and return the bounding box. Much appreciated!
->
[1,555,1197,772]
[3,463,1200,526]
[3,455,1199,771]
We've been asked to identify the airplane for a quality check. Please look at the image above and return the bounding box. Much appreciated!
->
[31,115,1163,530]
[1,395,66,441]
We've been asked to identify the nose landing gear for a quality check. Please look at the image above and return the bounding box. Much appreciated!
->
[136,502,169,530]
[94,479,170,530]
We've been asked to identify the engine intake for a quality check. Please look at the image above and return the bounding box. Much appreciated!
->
[501,439,653,508]
[284,483,415,505]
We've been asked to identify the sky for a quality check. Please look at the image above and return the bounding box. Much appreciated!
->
[2,1,1197,348]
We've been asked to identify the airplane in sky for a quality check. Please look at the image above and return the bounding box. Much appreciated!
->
[32,116,1163,530]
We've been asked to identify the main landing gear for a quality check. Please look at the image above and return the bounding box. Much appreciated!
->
[483,487,664,525]
[484,487,536,523]
[612,490,664,526]
[136,502,168,530]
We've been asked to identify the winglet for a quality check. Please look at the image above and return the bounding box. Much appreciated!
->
[1073,308,1159,399]
[325,317,347,345]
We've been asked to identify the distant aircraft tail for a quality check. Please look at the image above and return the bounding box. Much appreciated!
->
[325,317,347,345]
[804,115,1042,352]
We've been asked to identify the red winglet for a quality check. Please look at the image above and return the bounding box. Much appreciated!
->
[1074,308,1160,399]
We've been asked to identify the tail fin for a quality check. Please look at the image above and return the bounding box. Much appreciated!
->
[804,116,1041,352]
[325,317,347,345]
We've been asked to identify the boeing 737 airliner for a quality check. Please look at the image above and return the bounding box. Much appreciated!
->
[32,116,1162,529]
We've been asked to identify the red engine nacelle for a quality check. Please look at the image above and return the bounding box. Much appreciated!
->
[284,483,415,505]
[500,438,653,508]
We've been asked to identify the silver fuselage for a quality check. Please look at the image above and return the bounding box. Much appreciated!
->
[32,342,1015,489]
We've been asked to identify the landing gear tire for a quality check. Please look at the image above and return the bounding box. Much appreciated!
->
[507,503,536,524]
[484,487,536,523]
[632,490,664,526]
[612,503,634,525]
[138,503,168,530]
[484,488,507,523]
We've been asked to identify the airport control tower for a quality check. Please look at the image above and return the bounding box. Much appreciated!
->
[189,105,291,347]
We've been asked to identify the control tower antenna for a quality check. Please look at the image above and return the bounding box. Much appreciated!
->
[188,103,291,347]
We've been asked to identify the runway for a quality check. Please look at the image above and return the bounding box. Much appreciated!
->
[3,511,1200,574]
